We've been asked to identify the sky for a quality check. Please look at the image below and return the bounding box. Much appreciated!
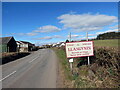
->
[2,2,118,46]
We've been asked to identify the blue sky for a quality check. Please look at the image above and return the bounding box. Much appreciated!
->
[2,2,118,45]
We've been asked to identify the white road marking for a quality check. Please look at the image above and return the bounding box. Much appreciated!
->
[29,57,38,63]
[0,71,16,82]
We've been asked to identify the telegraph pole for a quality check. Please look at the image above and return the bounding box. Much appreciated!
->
[86,32,90,65]
[69,32,73,73]
[69,32,71,41]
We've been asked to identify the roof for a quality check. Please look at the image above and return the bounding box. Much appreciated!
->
[20,41,34,46]
[17,41,35,46]
[16,40,29,43]
[0,37,13,44]
[16,41,24,44]
[20,41,32,44]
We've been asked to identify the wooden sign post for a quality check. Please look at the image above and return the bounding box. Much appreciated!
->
[69,58,73,72]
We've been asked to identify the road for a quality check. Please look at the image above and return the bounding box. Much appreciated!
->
[2,49,58,88]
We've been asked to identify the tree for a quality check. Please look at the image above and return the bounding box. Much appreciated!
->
[66,39,69,42]
[96,32,120,40]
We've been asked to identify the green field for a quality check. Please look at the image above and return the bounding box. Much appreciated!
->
[94,39,119,48]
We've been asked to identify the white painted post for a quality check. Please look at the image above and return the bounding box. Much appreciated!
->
[70,61,72,71]
[88,56,90,65]
[86,32,90,65]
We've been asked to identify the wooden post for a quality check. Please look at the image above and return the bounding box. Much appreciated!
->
[86,32,90,65]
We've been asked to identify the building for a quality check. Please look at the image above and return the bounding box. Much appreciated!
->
[0,37,17,52]
[52,43,57,47]
[52,42,65,47]
[17,41,35,52]
[59,42,65,47]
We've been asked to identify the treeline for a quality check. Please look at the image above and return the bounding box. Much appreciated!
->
[96,32,120,40]
[66,32,120,42]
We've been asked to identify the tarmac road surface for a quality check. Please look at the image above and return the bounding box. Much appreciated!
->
[2,49,57,88]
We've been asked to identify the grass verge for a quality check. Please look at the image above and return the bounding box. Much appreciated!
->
[53,46,120,88]
[53,48,74,88]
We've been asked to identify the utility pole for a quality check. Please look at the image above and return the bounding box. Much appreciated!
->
[69,32,73,73]
[86,32,90,65]
[69,32,71,41]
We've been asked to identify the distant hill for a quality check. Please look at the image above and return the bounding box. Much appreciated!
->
[96,32,120,40]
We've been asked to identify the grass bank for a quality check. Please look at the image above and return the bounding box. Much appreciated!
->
[53,45,120,88]
[53,48,74,88]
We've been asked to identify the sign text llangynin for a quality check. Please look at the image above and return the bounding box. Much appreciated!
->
[65,41,94,58]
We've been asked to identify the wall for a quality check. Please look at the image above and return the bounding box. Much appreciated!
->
[0,44,7,52]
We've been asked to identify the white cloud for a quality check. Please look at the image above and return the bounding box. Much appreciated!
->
[105,29,118,33]
[96,32,104,35]
[17,33,25,36]
[2,33,16,36]
[34,42,42,46]
[109,25,118,29]
[58,13,117,32]
[4,25,61,37]
[34,35,62,40]
[67,34,84,38]
[80,37,86,40]
[34,25,61,33]
[36,36,53,40]
[53,35,62,38]
[35,42,55,46]
[26,32,38,36]
[71,35,79,38]
[67,34,81,38]
[88,34,96,36]
[80,36,96,40]
[17,32,38,36]
[96,29,118,35]
[88,36,96,39]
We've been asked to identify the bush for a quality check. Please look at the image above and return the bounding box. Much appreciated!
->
[1,52,30,64]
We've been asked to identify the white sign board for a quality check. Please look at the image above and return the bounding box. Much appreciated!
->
[69,58,73,62]
[65,41,94,58]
